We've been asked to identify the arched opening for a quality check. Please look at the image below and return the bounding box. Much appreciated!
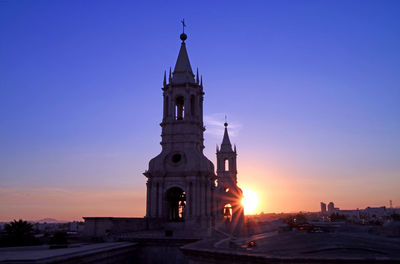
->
[166,187,186,221]
[223,204,232,222]
[224,159,229,171]
[175,96,184,120]
[156,183,160,216]
[190,95,195,116]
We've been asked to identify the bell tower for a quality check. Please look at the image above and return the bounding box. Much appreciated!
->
[144,28,216,235]
[215,122,244,234]
[216,122,238,188]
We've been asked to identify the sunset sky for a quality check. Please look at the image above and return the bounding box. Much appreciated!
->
[1,0,399,221]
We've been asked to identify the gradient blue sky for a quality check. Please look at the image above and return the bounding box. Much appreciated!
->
[1,0,399,221]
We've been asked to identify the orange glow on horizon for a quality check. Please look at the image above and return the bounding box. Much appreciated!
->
[0,187,146,222]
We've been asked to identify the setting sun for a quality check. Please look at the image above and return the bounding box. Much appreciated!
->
[241,188,260,215]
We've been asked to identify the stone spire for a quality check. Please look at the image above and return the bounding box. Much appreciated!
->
[172,28,195,84]
[220,122,233,152]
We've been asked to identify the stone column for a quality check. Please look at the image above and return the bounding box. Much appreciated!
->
[146,181,151,217]
[196,180,200,216]
[189,181,193,216]
[158,183,163,217]
[205,182,208,216]
[201,179,206,216]
[150,181,158,217]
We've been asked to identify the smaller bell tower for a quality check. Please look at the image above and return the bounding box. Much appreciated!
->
[216,122,238,189]
[215,122,244,234]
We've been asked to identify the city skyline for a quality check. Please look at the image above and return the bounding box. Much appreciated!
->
[1,0,400,221]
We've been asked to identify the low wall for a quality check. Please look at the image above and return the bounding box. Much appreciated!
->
[83,217,164,238]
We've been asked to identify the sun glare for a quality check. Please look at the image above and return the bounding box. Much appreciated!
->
[241,188,259,215]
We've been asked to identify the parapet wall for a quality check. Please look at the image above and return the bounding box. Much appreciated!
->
[83,217,163,238]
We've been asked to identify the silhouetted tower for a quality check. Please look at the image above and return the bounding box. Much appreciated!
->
[320,202,327,215]
[216,122,238,189]
[215,122,244,234]
[144,26,216,235]
[328,202,335,214]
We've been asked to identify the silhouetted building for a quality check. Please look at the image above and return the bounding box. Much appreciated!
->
[328,202,335,214]
[143,31,215,236]
[321,202,327,214]
[84,29,245,239]
[214,122,244,234]
[143,31,244,236]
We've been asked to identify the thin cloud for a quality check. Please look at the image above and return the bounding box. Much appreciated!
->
[204,113,242,138]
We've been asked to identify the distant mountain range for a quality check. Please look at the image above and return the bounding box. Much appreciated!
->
[33,218,68,223]
[0,218,74,224]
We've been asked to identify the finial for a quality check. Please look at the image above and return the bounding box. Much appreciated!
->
[224,115,228,127]
[181,19,186,33]
[169,67,172,81]
[196,68,199,84]
[163,70,166,86]
[200,75,203,87]
[180,19,187,41]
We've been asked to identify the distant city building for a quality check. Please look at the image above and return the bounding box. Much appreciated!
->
[328,202,340,214]
[338,209,360,222]
[319,202,394,223]
[320,202,327,214]
[362,206,387,220]
[328,202,335,214]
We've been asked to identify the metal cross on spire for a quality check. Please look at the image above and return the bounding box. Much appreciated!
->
[181,19,186,33]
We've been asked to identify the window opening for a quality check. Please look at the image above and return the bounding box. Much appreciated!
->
[166,187,186,221]
[223,204,232,222]
[172,154,182,163]
[224,159,229,171]
[175,96,184,120]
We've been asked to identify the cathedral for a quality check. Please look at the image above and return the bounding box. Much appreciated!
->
[84,28,245,239]
[143,29,244,236]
